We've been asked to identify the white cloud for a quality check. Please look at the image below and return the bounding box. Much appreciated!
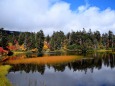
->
[0,0,115,35]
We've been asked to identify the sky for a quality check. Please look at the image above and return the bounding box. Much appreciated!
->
[0,0,115,35]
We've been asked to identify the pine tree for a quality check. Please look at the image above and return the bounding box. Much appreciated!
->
[36,30,44,56]
[18,32,25,45]
[0,28,8,49]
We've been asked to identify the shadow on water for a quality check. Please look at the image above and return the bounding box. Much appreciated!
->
[7,52,115,86]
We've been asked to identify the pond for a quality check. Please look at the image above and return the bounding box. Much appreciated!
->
[7,52,115,86]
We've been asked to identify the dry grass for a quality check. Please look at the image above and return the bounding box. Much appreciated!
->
[6,55,82,65]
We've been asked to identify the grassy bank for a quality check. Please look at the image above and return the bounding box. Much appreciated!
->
[0,65,11,86]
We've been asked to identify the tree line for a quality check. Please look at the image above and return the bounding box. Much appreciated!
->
[0,28,115,54]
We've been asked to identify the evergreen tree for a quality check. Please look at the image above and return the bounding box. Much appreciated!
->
[46,35,50,43]
[36,30,44,56]
[50,31,65,50]
[0,28,8,49]
[102,33,108,49]
[18,32,25,45]
[94,31,101,43]
[108,30,113,48]
[29,32,36,49]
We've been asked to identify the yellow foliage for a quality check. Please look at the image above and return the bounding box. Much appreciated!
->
[8,43,12,46]
[31,48,38,52]
[43,44,48,50]
[20,44,26,51]
[43,41,49,50]
[63,45,67,50]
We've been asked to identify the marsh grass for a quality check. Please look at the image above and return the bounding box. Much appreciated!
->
[6,55,82,65]
[0,65,11,86]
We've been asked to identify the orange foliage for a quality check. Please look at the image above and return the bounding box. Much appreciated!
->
[8,46,17,50]
[8,42,20,51]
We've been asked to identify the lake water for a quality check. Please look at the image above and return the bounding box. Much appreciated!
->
[7,53,115,86]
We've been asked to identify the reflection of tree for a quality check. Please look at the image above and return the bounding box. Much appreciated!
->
[110,54,114,68]
[37,65,45,75]
[52,64,66,72]
[103,53,115,68]
[9,53,115,74]
[10,64,45,75]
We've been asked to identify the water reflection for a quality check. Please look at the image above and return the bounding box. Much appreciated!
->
[7,53,115,86]
[8,53,115,74]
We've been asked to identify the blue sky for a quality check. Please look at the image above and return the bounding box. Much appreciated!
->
[63,0,115,10]
[0,0,115,35]
[62,0,86,10]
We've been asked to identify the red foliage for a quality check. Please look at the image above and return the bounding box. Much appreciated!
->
[0,47,8,54]
[0,47,3,53]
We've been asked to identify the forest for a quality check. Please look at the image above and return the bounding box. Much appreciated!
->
[0,27,115,56]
